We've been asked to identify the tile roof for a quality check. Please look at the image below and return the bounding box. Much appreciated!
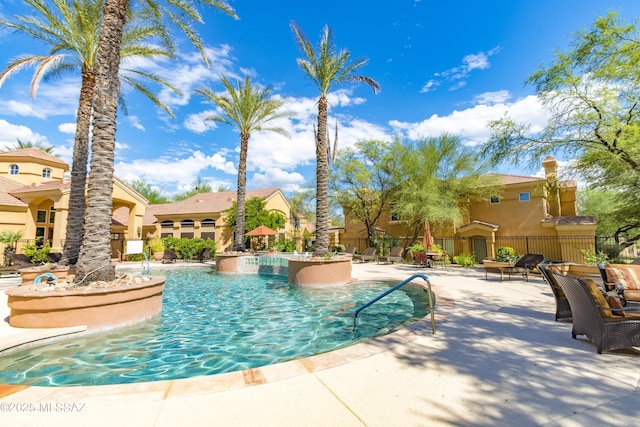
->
[483,173,543,185]
[9,179,69,195]
[154,188,281,216]
[0,147,69,169]
[0,176,28,207]
[542,215,596,225]
[113,188,282,226]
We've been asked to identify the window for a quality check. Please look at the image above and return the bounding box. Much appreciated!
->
[161,220,174,229]
[490,196,500,204]
[519,192,530,202]
[201,218,215,228]
[180,232,194,239]
[390,211,400,221]
[36,210,47,223]
[201,232,215,241]
[42,168,52,178]
[181,219,195,228]
[9,164,18,175]
[49,207,56,223]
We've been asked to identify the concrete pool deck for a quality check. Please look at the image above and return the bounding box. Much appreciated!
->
[1,261,639,426]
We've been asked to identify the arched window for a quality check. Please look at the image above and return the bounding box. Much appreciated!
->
[9,164,19,175]
[42,168,52,178]
[160,220,174,229]
[201,218,216,227]
[181,219,195,228]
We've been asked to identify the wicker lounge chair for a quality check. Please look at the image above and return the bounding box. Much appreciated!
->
[554,274,640,353]
[196,247,212,262]
[353,247,376,262]
[344,246,357,255]
[378,246,404,264]
[162,248,178,264]
[538,264,572,321]
[485,253,544,281]
[598,263,640,305]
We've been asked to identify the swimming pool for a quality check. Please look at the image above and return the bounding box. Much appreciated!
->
[0,268,432,387]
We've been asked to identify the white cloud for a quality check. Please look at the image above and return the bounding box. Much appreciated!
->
[0,119,50,148]
[474,90,511,105]
[184,110,219,133]
[389,94,548,146]
[128,116,145,131]
[421,46,501,93]
[250,168,306,193]
[114,150,237,191]
[58,122,76,134]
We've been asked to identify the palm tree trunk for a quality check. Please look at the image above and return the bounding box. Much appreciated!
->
[314,96,329,256]
[234,132,249,250]
[61,67,95,266]
[75,0,127,283]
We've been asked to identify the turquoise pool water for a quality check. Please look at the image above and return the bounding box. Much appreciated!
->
[0,268,431,386]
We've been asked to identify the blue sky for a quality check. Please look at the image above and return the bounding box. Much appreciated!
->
[1,0,639,198]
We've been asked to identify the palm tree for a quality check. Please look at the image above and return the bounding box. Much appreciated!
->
[197,75,291,251]
[76,0,236,282]
[291,23,380,256]
[1,139,56,154]
[0,0,178,267]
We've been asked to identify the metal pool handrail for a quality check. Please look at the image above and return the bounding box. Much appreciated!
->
[352,273,436,333]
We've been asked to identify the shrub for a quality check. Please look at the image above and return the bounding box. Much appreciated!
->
[270,236,297,252]
[578,248,609,265]
[148,237,165,254]
[164,237,216,260]
[23,242,50,264]
[453,252,476,267]
[409,243,427,253]
[496,247,519,263]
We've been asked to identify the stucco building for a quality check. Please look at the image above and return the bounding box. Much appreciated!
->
[340,156,596,263]
[0,148,302,260]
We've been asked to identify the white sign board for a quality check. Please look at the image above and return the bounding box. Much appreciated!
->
[126,240,144,255]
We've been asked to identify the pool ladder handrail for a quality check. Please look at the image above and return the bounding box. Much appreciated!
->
[352,273,436,334]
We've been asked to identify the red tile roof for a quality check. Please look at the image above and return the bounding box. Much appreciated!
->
[0,147,69,170]
[0,176,28,207]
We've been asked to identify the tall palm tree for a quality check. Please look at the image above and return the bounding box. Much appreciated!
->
[291,23,380,256]
[76,0,236,282]
[0,0,178,267]
[197,75,291,251]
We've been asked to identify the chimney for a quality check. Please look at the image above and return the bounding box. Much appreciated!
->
[542,156,561,217]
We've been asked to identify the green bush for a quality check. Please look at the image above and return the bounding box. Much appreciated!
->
[23,242,50,264]
[496,247,519,263]
[453,252,476,267]
[164,237,216,260]
[270,236,297,252]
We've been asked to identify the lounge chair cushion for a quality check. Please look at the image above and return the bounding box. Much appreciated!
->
[605,266,640,290]
[607,295,626,316]
[583,278,614,318]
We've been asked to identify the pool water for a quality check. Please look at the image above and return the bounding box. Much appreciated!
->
[0,268,432,387]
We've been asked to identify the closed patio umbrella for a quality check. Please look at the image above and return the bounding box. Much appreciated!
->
[422,219,434,249]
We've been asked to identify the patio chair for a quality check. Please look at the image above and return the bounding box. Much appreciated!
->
[196,247,212,262]
[162,248,178,264]
[486,253,544,282]
[10,253,37,268]
[430,251,448,269]
[378,246,404,264]
[47,252,62,264]
[353,247,376,262]
[598,263,640,305]
[413,251,429,267]
[553,274,640,353]
[538,264,572,322]
[344,246,357,255]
